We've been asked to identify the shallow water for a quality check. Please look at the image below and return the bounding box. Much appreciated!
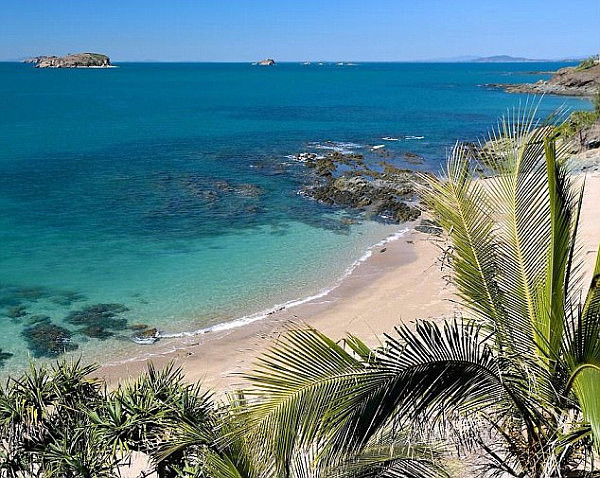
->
[0,61,590,373]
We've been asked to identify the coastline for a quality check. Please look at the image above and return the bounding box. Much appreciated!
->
[96,226,457,390]
[97,167,600,391]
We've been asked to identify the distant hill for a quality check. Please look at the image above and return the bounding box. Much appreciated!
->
[473,55,551,63]
[421,55,570,63]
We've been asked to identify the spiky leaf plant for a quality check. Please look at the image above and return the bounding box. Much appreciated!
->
[237,104,600,478]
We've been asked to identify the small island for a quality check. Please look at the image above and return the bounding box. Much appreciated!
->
[256,58,275,66]
[23,52,113,68]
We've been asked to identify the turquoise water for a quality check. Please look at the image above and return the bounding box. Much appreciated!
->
[0,62,590,372]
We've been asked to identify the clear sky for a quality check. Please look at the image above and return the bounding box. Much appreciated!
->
[1,0,599,62]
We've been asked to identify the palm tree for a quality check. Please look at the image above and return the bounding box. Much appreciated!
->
[161,387,445,478]
[238,105,600,477]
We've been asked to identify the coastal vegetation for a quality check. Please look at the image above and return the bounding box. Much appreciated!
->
[575,55,600,72]
[552,88,600,149]
[235,106,600,477]
[3,106,600,478]
[491,59,600,97]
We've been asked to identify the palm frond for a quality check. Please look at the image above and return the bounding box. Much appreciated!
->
[421,144,505,335]
[240,327,368,472]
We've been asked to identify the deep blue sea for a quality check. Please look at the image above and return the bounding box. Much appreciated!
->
[0,61,591,373]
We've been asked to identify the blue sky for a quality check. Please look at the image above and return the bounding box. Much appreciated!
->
[1,0,599,61]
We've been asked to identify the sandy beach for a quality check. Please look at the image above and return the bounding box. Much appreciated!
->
[95,165,600,392]
[97,226,456,390]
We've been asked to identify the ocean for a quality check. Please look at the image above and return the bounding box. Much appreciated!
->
[0,61,590,373]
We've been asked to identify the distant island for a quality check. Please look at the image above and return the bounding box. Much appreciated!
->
[422,54,585,63]
[256,58,275,66]
[23,52,113,68]
[472,55,551,63]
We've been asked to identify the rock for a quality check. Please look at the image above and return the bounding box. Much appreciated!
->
[6,305,27,318]
[24,53,112,68]
[293,152,318,163]
[235,183,263,197]
[80,325,114,340]
[25,314,51,326]
[581,120,600,150]
[22,323,78,358]
[13,286,47,301]
[415,219,443,235]
[300,151,422,223]
[51,290,87,306]
[0,349,13,367]
[131,327,160,345]
[257,58,275,66]
[66,303,129,331]
[403,152,425,164]
[487,63,600,97]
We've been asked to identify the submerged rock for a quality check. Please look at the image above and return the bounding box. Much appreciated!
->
[66,303,129,327]
[6,305,27,319]
[25,314,51,326]
[22,323,78,358]
[12,286,48,301]
[0,349,13,367]
[50,291,87,306]
[80,325,114,340]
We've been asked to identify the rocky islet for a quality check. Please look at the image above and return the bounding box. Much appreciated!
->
[23,52,112,68]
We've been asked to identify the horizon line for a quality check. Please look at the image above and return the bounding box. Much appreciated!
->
[1,58,585,64]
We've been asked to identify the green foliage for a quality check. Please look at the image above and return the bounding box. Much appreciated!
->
[0,360,216,478]
[553,110,598,139]
[4,104,600,478]
[575,55,599,71]
[237,105,600,478]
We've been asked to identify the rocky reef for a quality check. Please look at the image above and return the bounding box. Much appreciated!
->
[0,349,13,367]
[296,150,423,223]
[23,52,112,68]
[66,303,129,339]
[487,62,600,97]
[22,323,78,358]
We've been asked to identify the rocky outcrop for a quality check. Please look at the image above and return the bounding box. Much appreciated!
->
[24,53,112,68]
[580,119,600,150]
[487,63,600,97]
[298,151,423,223]
[257,58,275,66]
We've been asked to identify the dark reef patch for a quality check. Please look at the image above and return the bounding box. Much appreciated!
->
[66,303,129,332]
[0,349,14,367]
[6,305,27,319]
[22,323,78,358]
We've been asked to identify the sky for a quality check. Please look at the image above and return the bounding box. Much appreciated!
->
[1,0,599,62]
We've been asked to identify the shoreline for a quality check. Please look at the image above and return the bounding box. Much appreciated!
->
[97,168,600,391]
[159,227,412,341]
[96,226,457,389]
